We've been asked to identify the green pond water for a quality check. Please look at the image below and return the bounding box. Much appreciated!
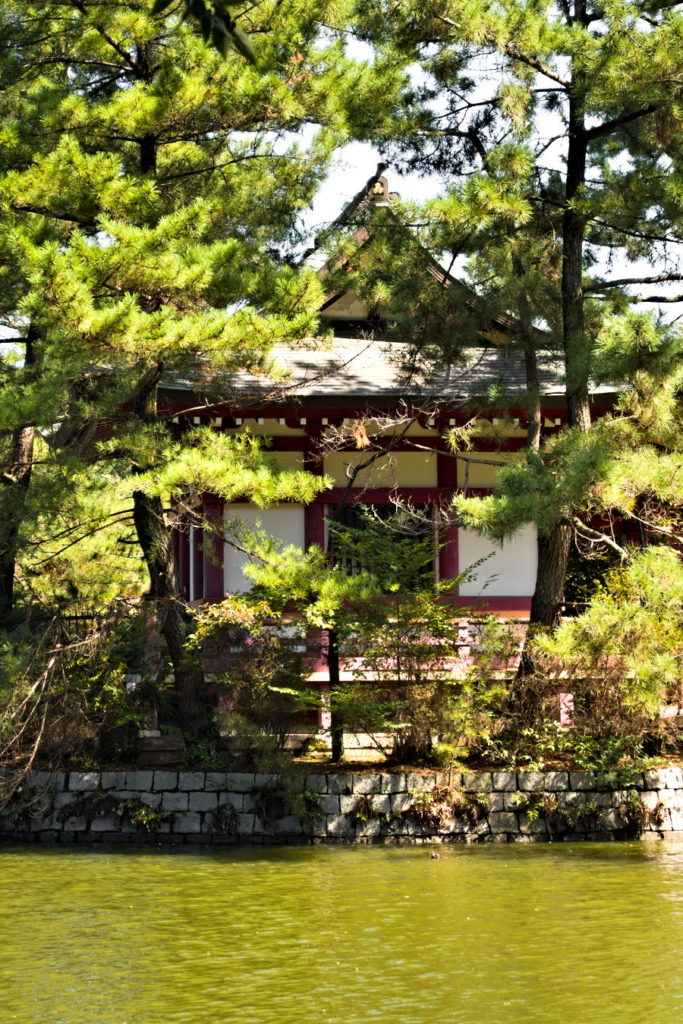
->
[0,842,682,1024]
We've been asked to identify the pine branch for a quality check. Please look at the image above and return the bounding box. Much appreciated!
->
[570,517,628,559]
[585,104,659,141]
[68,1,137,72]
[585,273,683,292]
[631,292,683,303]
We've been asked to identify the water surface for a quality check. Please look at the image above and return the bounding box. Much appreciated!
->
[1,841,681,1024]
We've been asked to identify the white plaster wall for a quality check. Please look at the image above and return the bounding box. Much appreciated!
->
[458,524,538,597]
[324,451,437,488]
[322,290,370,319]
[457,453,514,488]
[267,450,306,472]
[224,418,305,436]
[224,504,305,593]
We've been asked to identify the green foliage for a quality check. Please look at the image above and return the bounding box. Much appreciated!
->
[536,547,683,714]
[152,1,258,65]
[58,791,172,831]
[250,778,323,827]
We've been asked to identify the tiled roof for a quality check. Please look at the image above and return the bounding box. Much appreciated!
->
[161,338,616,405]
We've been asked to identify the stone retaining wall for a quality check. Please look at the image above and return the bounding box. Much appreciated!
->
[2,767,683,845]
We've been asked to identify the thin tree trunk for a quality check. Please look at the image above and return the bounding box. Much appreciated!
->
[132,487,210,735]
[562,77,591,432]
[0,327,38,623]
[327,627,344,761]
[513,254,542,451]
[127,88,211,736]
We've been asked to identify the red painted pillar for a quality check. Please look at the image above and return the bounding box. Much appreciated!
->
[305,503,325,551]
[202,496,224,602]
[439,524,459,584]
[304,428,325,552]
[437,448,459,585]
[177,520,190,599]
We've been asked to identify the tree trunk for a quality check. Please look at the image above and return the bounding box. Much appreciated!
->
[132,488,211,735]
[529,521,572,629]
[0,328,38,623]
[327,626,344,761]
[127,103,211,736]
[524,59,590,642]
[513,254,542,451]
[562,87,591,432]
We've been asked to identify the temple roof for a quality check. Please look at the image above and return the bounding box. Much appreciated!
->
[160,338,616,410]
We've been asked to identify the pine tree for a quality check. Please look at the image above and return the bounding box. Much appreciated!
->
[0,0,396,733]
[352,0,683,626]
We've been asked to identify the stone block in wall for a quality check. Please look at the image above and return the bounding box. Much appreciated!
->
[153,771,178,791]
[242,793,257,813]
[162,791,189,812]
[305,774,328,794]
[356,818,382,839]
[68,772,99,792]
[489,812,518,833]
[556,789,586,806]
[327,775,354,796]
[39,831,60,842]
[407,773,437,792]
[91,816,118,832]
[657,789,679,808]
[544,772,569,792]
[205,773,227,791]
[370,794,390,815]
[275,816,304,836]
[173,812,202,833]
[138,792,162,808]
[177,772,205,791]
[519,815,547,835]
[390,793,413,813]
[502,792,521,811]
[489,792,506,812]
[640,790,661,811]
[339,795,358,814]
[603,809,625,830]
[381,773,406,794]
[238,813,255,836]
[28,771,65,793]
[327,814,354,838]
[435,770,462,789]
[41,811,64,831]
[492,772,516,792]
[643,770,664,790]
[63,815,87,830]
[661,766,683,790]
[569,772,599,791]
[352,774,382,795]
[53,791,74,811]
[317,794,338,815]
[253,773,277,788]
[218,792,243,813]
[669,808,683,830]
[101,772,125,791]
[125,771,153,791]
[27,771,55,791]
[225,772,256,792]
[517,772,546,792]
[461,772,493,792]
[189,791,218,813]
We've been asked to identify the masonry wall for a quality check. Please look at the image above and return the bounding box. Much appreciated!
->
[2,767,683,845]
